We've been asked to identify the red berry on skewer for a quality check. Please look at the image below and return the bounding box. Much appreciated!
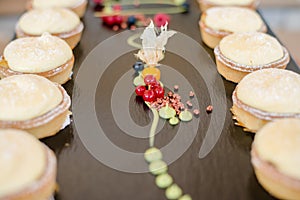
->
[154,86,164,98]
[143,90,156,102]
[144,75,157,86]
[135,86,146,96]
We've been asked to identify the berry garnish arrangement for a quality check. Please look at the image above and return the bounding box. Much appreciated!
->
[93,0,189,31]
[132,21,195,200]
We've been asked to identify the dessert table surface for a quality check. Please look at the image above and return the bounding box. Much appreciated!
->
[4,0,300,199]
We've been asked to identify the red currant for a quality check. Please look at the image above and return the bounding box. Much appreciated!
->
[113,4,122,11]
[143,90,156,102]
[153,13,170,27]
[154,86,164,98]
[144,75,157,86]
[113,15,123,25]
[102,16,115,26]
[135,86,146,96]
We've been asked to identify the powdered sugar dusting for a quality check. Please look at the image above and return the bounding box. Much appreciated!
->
[205,7,263,33]
[237,68,300,113]
[220,32,284,66]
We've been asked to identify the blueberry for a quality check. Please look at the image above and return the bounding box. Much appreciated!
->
[182,2,190,13]
[133,61,144,72]
[127,16,137,26]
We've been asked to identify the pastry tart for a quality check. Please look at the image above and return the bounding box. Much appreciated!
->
[0,74,71,139]
[231,68,300,132]
[214,32,290,83]
[198,0,259,12]
[251,118,300,200]
[0,33,74,84]
[16,8,84,49]
[0,129,57,200]
[27,0,87,18]
[199,6,266,48]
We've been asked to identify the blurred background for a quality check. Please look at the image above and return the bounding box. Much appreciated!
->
[0,0,299,66]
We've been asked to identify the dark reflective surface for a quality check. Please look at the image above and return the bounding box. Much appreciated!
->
[41,0,300,199]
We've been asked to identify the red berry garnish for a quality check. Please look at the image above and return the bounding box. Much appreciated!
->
[113,4,122,11]
[154,86,164,98]
[143,90,156,102]
[153,13,170,27]
[102,16,115,26]
[144,75,157,86]
[113,15,123,25]
[135,86,146,96]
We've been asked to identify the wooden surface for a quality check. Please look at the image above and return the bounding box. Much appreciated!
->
[1,0,300,199]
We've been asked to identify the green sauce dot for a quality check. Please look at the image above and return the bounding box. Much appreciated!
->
[179,194,192,200]
[169,117,179,125]
[179,110,193,122]
[144,147,162,163]
[133,75,145,86]
[159,106,176,119]
[149,160,168,175]
[155,173,173,189]
[165,184,183,200]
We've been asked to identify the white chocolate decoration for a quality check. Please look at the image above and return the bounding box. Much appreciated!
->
[205,7,263,33]
[0,129,46,197]
[206,0,254,6]
[4,33,73,73]
[32,0,83,8]
[254,118,300,180]
[0,74,63,121]
[237,68,300,113]
[18,8,80,35]
[220,32,284,66]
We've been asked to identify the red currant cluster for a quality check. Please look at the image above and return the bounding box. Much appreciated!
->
[135,75,165,102]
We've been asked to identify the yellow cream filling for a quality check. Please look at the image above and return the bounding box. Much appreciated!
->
[0,129,46,197]
[237,68,300,113]
[0,74,63,121]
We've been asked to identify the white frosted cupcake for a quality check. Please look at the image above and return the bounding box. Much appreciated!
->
[16,8,84,49]
[199,6,266,48]
[0,33,74,84]
[198,0,259,12]
[28,0,87,17]
[251,118,300,200]
[0,129,57,200]
[0,74,71,139]
[231,68,300,132]
[214,32,289,83]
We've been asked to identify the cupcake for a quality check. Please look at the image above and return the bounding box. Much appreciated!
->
[28,0,87,17]
[0,74,71,139]
[251,118,300,200]
[214,32,290,83]
[16,8,84,49]
[199,6,266,48]
[231,68,300,132]
[0,129,57,200]
[198,0,259,12]
[0,33,74,84]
